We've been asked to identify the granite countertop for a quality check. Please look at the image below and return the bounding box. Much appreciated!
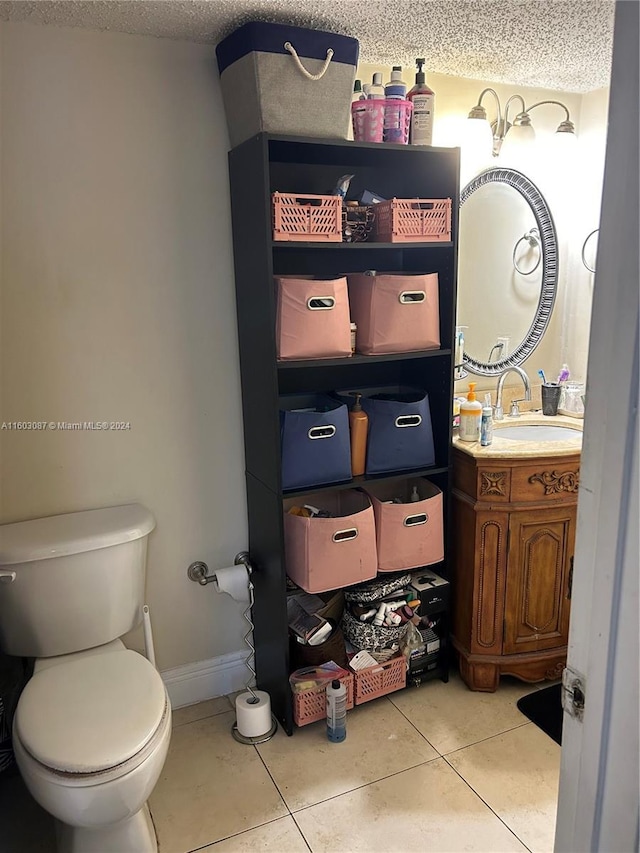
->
[453,412,583,459]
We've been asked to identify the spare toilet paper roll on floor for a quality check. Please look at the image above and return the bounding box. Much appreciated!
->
[214,564,250,602]
[235,690,272,738]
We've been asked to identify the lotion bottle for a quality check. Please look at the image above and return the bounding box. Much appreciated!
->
[349,392,368,477]
[385,66,407,100]
[407,58,435,145]
[459,382,482,442]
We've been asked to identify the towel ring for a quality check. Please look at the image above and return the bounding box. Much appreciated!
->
[513,227,541,276]
[581,228,599,273]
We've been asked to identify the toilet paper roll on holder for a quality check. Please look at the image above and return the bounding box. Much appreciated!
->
[187,552,278,744]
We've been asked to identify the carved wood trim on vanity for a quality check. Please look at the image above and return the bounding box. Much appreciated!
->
[452,447,580,692]
[476,520,504,648]
[528,469,580,495]
[480,471,508,497]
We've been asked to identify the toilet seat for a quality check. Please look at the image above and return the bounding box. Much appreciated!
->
[15,649,168,780]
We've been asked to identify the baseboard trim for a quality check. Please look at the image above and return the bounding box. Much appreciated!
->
[161,650,249,709]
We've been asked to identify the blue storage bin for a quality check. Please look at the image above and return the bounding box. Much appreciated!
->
[280,395,351,491]
[336,387,435,475]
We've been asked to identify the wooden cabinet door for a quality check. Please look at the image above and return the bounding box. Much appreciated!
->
[503,507,575,655]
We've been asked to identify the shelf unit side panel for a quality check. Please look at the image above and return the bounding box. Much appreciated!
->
[228,136,282,493]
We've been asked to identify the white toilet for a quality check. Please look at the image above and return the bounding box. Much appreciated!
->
[0,504,171,853]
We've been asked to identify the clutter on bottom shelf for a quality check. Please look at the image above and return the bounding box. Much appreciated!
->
[288,570,449,726]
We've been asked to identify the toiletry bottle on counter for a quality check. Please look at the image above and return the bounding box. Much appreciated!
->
[459,382,482,442]
[368,72,385,99]
[385,66,407,100]
[454,325,467,380]
[351,79,364,103]
[480,394,493,446]
[407,58,435,145]
[326,679,347,742]
[349,392,368,477]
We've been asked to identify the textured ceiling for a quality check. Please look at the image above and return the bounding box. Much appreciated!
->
[0,0,615,93]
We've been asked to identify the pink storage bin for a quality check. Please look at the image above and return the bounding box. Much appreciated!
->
[272,193,342,242]
[283,490,378,593]
[347,271,440,355]
[374,198,452,243]
[351,100,412,144]
[352,654,406,704]
[364,479,444,573]
[276,276,352,360]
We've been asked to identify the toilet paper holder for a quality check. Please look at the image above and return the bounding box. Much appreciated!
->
[187,553,251,586]
[187,552,278,744]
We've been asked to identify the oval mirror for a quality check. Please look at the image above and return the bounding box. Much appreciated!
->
[457,168,558,376]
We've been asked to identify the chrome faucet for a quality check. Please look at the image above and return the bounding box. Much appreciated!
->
[494,366,532,420]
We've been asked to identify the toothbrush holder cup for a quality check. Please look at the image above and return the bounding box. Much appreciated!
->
[541,383,562,416]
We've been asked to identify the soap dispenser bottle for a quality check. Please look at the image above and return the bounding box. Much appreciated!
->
[407,58,435,145]
[459,382,482,442]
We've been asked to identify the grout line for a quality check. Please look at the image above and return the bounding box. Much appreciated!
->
[291,813,314,853]
[289,754,443,815]
[388,689,534,757]
[441,720,534,757]
[254,742,293,816]
[386,694,442,754]
[442,755,534,853]
[185,814,296,853]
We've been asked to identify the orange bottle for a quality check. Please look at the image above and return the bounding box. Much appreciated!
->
[349,392,368,477]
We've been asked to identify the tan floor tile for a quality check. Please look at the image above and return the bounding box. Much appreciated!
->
[149,711,287,853]
[390,672,533,754]
[200,816,309,852]
[447,723,560,853]
[294,757,527,852]
[172,696,232,727]
[257,698,438,812]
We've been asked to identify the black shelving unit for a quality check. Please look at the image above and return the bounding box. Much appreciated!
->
[228,134,460,734]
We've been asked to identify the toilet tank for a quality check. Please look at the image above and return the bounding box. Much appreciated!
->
[0,504,156,658]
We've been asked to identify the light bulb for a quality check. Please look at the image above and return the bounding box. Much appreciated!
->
[460,117,494,183]
[499,122,536,167]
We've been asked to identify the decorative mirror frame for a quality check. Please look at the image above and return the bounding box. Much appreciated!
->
[459,167,559,376]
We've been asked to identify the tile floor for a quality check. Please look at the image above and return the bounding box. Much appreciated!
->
[1,675,561,853]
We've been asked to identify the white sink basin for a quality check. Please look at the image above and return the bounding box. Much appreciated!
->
[496,425,582,441]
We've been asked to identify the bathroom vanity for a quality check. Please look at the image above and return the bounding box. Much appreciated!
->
[451,414,582,691]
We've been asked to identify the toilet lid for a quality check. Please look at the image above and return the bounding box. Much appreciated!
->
[15,650,167,773]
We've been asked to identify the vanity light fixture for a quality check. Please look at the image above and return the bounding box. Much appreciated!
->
[466,89,576,158]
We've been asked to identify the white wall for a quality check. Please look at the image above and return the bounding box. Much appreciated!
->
[0,22,248,673]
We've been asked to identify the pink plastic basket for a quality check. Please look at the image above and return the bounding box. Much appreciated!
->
[353,654,406,704]
[374,198,452,243]
[272,193,342,242]
[351,100,413,145]
[293,672,354,727]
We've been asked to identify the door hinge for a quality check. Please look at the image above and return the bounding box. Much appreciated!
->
[561,665,586,721]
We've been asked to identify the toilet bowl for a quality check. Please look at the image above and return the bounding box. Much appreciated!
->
[0,503,169,852]
[13,646,170,853]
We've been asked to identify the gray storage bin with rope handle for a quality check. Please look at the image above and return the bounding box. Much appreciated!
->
[215,22,359,148]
